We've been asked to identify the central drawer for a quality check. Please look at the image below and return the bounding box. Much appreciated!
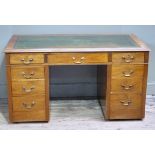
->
[47,53,108,65]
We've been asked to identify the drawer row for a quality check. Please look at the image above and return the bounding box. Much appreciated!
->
[10,64,144,96]
[11,77,143,96]
[8,52,146,65]
[11,64,144,80]
[12,93,142,120]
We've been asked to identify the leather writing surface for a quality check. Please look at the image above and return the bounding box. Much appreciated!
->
[14,35,138,49]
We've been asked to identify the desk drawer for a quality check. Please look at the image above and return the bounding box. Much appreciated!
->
[12,80,45,96]
[111,64,144,78]
[112,52,144,63]
[10,54,44,65]
[11,66,45,80]
[111,78,143,93]
[12,95,45,112]
[47,53,108,65]
[109,94,142,119]
[12,110,46,122]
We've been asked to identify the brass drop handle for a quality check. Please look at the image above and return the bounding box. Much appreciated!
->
[122,70,134,77]
[72,57,85,64]
[21,72,35,79]
[20,58,33,64]
[121,84,134,90]
[22,86,35,93]
[22,101,36,109]
[120,100,132,106]
[122,55,134,63]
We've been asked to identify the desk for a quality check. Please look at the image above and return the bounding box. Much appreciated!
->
[5,34,150,122]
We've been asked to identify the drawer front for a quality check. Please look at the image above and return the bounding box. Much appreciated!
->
[48,53,108,65]
[12,95,45,112]
[111,78,143,93]
[109,94,142,119]
[12,110,46,122]
[10,54,44,65]
[112,52,144,63]
[11,66,45,80]
[111,64,144,78]
[12,80,45,96]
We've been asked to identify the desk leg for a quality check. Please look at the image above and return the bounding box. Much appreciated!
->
[6,65,13,123]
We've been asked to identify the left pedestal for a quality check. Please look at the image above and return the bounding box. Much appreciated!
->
[6,54,49,123]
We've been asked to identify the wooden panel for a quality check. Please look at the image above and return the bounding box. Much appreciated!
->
[12,80,45,96]
[10,54,44,65]
[44,66,50,121]
[111,78,143,93]
[6,64,14,122]
[111,64,144,78]
[11,66,45,80]
[12,95,45,112]
[12,110,47,122]
[112,52,145,63]
[97,66,107,118]
[109,94,142,119]
[141,53,149,118]
[47,53,108,65]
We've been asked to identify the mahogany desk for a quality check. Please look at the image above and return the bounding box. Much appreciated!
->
[5,34,150,122]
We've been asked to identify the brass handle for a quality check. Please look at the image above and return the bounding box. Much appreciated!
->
[121,84,134,90]
[122,70,134,77]
[20,58,33,64]
[122,55,134,63]
[21,72,34,79]
[22,86,35,93]
[72,57,85,64]
[22,101,36,109]
[120,100,132,106]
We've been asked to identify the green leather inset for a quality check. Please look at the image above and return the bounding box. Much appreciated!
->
[14,35,138,49]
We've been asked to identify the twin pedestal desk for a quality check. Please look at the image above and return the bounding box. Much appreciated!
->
[5,34,150,123]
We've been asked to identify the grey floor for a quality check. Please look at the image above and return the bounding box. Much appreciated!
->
[0,95,155,130]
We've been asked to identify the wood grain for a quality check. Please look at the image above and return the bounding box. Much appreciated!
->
[44,65,50,121]
[110,78,143,93]
[12,110,47,122]
[109,93,142,119]
[141,52,149,118]
[97,65,107,119]
[10,54,44,65]
[112,52,144,63]
[12,95,46,112]
[111,64,144,78]
[11,66,45,80]
[47,53,108,65]
[6,54,13,122]
[11,80,45,96]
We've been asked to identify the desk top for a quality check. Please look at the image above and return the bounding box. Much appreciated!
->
[5,34,150,53]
